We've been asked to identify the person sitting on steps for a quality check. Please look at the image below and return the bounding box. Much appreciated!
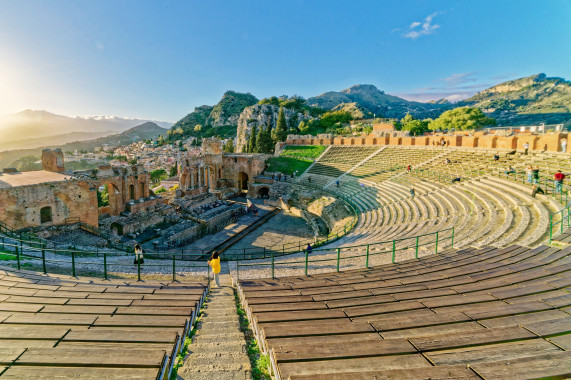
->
[306,243,312,255]
[208,251,221,288]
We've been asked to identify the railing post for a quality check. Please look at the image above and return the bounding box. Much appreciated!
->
[42,244,47,274]
[392,240,396,263]
[336,248,340,272]
[16,246,20,270]
[451,227,455,248]
[415,236,419,259]
[435,231,439,254]
[236,255,239,282]
[305,249,309,276]
[365,244,370,268]
[172,255,176,282]
[103,252,108,280]
[71,251,76,277]
[137,255,141,281]
[271,250,275,279]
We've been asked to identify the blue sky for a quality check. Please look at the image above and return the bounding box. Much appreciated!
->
[0,0,569,122]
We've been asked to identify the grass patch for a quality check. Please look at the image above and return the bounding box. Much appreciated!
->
[266,156,312,176]
[0,251,16,261]
[234,289,271,380]
[280,145,326,160]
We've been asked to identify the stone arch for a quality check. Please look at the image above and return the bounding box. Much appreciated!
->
[258,186,270,199]
[110,222,123,236]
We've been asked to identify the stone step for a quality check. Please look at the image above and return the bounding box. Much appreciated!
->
[197,321,240,331]
[192,341,247,353]
[185,351,250,366]
[200,316,240,323]
[193,333,245,344]
[178,366,252,380]
[202,310,239,317]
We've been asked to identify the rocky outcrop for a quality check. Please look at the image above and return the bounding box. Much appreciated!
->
[206,91,258,127]
[235,104,308,152]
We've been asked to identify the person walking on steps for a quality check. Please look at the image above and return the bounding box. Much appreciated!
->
[336,180,340,187]
[134,243,144,265]
[532,166,540,184]
[208,251,221,288]
[531,184,545,198]
[525,165,533,184]
[410,187,415,199]
[554,170,566,194]
[524,142,530,155]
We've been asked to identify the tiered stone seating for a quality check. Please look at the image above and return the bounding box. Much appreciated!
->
[0,265,207,378]
[350,146,445,183]
[305,146,380,182]
[238,245,571,379]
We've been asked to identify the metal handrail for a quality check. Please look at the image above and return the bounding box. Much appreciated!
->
[549,203,571,244]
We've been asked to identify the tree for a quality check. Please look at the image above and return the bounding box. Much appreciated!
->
[97,184,109,207]
[128,158,138,165]
[288,112,299,134]
[428,107,496,131]
[150,169,168,184]
[223,139,235,153]
[298,120,309,134]
[256,125,274,154]
[273,106,288,142]
[170,165,178,177]
[400,112,429,136]
[247,125,257,153]
[194,124,202,132]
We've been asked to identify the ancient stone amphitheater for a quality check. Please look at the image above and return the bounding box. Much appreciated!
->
[0,145,570,379]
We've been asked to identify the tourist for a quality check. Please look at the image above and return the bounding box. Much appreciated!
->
[531,184,545,198]
[562,138,568,153]
[133,243,144,265]
[532,166,540,184]
[493,153,500,161]
[407,164,412,172]
[504,166,516,176]
[410,187,415,198]
[306,243,312,255]
[308,176,311,183]
[526,165,533,183]
[554,170,565,194]
[445,158,451,165]
[278,173,282,181]
[336,180,340,187]
[451,175,461,183]
[441,140,446,148]
[524,142,530,155]
[208,251,221,287]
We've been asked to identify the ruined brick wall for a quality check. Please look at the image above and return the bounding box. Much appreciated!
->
[0,180,97,230]
[42,148,65,172]
[284,133,568,153]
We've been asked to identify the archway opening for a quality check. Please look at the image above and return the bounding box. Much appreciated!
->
[97,184,109,207]
[40,206,52,224]
[110,222,123,236]
[129,184,135,200]
[259,187,269,199]
[238,172,249,194]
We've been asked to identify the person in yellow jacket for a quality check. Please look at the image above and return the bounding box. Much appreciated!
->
[208,251,221,287]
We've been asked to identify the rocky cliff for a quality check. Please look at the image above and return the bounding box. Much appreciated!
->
[235,104,309,152]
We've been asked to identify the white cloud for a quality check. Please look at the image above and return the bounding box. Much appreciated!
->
[403,12,441,39]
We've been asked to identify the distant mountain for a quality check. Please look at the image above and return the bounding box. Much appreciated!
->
[0,122,168,169]
[0,131,115,152]
[0,110,173,148]
[171,91,258,135]
[307,84,451,119]
[459,73,571,126]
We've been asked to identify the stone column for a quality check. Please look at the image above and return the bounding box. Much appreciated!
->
[198,167,202,188]
[206,167,211,188]
[191,168,195,188]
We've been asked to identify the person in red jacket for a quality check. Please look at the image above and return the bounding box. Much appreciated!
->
[554,170,566,194]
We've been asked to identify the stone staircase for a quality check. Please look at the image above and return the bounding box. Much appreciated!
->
[178,274,252,380]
